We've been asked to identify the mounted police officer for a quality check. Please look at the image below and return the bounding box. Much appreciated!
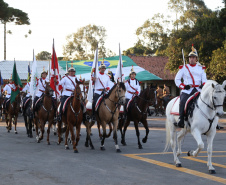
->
[57,66,78,122]
[174,45,207,128]
[33,68,50,113]
[2,76,17,113]
[92,61,114,121]
[124,66,141,118]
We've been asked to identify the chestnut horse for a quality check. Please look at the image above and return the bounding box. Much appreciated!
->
[57,79,84,153]
[5,93,21,133]
[34,82,55,144]
[119,86,156,149]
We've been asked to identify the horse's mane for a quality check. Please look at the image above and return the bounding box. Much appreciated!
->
[104,82,126,99]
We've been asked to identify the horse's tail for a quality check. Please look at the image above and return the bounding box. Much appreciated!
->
[164,117,171,153]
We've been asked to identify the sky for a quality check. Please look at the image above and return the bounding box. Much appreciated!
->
[0,0,224,61]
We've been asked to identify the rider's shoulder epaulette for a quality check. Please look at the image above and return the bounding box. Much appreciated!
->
[202,65,206,70]
[139,81,142,84]
[179,65,183,69]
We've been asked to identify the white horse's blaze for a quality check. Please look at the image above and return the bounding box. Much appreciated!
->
[164,80,226,173]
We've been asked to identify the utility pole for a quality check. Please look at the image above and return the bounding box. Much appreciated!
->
[4,23,6,60]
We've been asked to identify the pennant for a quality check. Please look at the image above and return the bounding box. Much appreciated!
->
[11,61,23,103]
[114,43,124,82]
[30,50,38,101]
[87,46,98,103]
[27,62,31,82]
[50,40,61,99]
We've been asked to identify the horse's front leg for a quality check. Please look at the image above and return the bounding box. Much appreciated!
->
[121,118,130,146]
[188,129,204,157]
[97,121,102,140]
[7,115,12,132]
[176,128,187,156]
[134,120,143,149]
[34,117,39,140]
[47,120,52,145]
[141,119,149,144]
[73,122,81,153]
[206,131,216,174]
[64,124,70,150]
[112,119,121,153]
[100,122,106,151]
[14,115,18,134]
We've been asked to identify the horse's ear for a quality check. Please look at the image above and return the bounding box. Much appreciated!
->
[222,80,226,90]
[75,78,79,84]
[82,79,85,84]
[212,83,215,88]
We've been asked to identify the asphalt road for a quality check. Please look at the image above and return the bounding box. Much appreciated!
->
[0,115,226,185]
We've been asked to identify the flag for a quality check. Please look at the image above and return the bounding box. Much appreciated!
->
[114,43,124,82]
[11,61,23,103]
[50,40,61,99]
[87,46,99,102]
[30,51,38,101]
[27,62,31,82]
[0,70,3,85]
[66,61,68,73]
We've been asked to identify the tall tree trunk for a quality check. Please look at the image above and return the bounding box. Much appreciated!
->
[4,23,6,60]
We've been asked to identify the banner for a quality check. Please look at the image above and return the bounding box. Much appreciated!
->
[30,51,38,101]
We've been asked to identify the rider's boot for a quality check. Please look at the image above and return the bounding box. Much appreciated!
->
[57,112,62,122]
[174,116,184,128]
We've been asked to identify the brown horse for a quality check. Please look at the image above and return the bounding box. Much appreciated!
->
[34,82,55,144]
[119,86,156,149]
[57,79,84,153]
[4,93,21,133]
[0,95,4,121]
[90,82,126,152]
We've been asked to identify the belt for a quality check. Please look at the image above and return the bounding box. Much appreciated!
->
[127,91,135,94]
[7,94,11,95]
[96,89,104,91]
[66,89,73,92]
[191,85,199,87]
[39,89,44,92]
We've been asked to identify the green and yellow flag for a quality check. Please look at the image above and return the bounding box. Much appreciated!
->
[11,62,23,103]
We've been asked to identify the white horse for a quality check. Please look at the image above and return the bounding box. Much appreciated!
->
[164,80,226,174]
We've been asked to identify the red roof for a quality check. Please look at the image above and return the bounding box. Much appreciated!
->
[130,56,175,80]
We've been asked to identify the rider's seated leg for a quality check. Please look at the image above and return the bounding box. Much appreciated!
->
[57,96,67,122]
[174,93,190,128]
[92,93,100,121]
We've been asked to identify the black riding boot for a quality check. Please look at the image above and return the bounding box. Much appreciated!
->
[174,116,184,128]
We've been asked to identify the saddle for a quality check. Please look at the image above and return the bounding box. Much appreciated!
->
[170,92,200,119]
[85,95,104,112]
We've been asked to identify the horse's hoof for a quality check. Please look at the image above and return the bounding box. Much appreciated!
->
[209,170,216,174]
[57,142,60,145]
[37,140,40,143]
[85,143,89,147]
[138,145,143,149]
[121,140,127,146]
[142,138,147,143]
[15,131,18,134]
[176,163,182,167]
[54,132,56,136]
[33,129,35,131]
[187,150,192,156]
[90,146,95,150]
[74,150,78,153]
[65,145,69,150]
[47,142,50,145]
[7,130,10,133]
[116,149,121,153]
[100,146,105,151]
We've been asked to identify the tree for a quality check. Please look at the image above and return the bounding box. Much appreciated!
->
[36,51,51,60]
[63,24,114,60]
[0,0,30,60]
[209,40,226,83]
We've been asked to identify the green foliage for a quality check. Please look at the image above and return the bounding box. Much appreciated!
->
[63,24,114,60]
[36,51,51,60]
[209,40,226,83]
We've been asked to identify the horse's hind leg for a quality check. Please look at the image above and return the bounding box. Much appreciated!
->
[100,123,106,151]
[141,119,149,144]
[177,129,187,156]
[47,121,52,145]
[14,115,18,134]
[207,132,216,174]
[188,129,204,157]
[64,124,70,150]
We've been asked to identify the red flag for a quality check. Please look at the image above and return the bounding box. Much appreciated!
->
[50,42,61,98]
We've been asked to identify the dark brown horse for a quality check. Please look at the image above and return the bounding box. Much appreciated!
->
[0,95,4,121]
[119,86,156,149]
[4,93,21,133]
[34,82,55,144]
[57,79,84,153]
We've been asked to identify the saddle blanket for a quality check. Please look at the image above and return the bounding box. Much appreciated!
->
[170,92,200,116]
[126,96,135,111]
[85,95,103,112]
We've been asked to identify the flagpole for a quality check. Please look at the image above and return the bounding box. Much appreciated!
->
[93,43,98,102]
[53,38,57,101]
[119,43,122,82]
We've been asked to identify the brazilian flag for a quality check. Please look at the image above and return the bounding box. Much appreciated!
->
[11,62,23,103]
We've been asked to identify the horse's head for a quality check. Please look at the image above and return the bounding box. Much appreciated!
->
[45,82,54,96]
[74,78,84,100]
[139,86,156,106]
[115,81,126,105]
[204,81,226,117]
